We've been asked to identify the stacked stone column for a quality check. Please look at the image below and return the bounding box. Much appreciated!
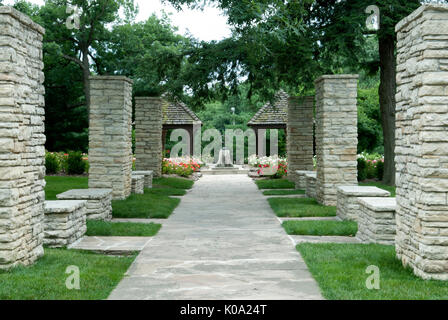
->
[0,7,46,269]
[287,96,314,183]
[134,97,163,178]
[315,75,358,206]
[88,76,133,200]
[395,4,448,280]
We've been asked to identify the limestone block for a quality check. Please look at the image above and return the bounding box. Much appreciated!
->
[56,189,112,221]
[132,170,153,188]
[357,197,396,245]
[336,186,390,221]
[44,200,87,248]
[305,172,317,199]
[131,175,145,195]
[295,170,315,190]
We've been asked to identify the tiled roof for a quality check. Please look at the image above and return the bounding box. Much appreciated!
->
[162,98,202,126]
[248,90,289,126]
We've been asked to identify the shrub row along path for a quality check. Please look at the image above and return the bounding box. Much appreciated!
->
[109,175,323,300]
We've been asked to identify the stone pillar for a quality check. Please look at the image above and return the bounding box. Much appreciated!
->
[134,97,163,177]
[395,4,448,280]
[287,96,314,183]
[0,7,46,269]
[88,76,133,200]
[315,75,358,206]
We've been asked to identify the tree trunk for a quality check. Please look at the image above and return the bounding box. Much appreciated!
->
[378,35,396,186]
[82,51,91,115]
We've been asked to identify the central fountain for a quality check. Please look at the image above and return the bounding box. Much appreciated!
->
[215,148,233,168]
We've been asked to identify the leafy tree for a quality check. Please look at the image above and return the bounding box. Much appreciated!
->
[40,0,137,111]
[309,0,421,185]
[99,14,192,97]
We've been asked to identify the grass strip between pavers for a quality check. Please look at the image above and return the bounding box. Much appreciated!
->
[268,197,336,218]
[0,248,136,300]
[263,189,305,196]
[283,220,357,237]
[86,220,162,237]
[255,179,295,190]
[297,243,448,300]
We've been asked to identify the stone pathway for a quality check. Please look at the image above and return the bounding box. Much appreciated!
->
[109,175,323,300]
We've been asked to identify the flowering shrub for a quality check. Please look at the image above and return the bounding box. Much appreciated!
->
[163,157,203,177]
[45,151,88,175]
[248,155,288,179]
[357,152,384,181]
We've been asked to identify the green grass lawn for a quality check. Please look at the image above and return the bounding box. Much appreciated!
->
[263,189,305,196]
[45,176,88,200]
[146,186,187,196]
[153,177,194,190]
[86,220,162,237]
[112,192,180,219]
[268,198,336,217]
[0,248,136,300]
[255,179,295,190]
[283,220,358,236]
[297,243,448,300]
[360,181,396,197]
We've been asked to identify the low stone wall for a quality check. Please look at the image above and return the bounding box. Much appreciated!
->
[295,170,315,190]
[357,197,396,245]
[44,200,87,248]
[56,189,112,221]
[305,173,317,199]
[336,186,390,221]
[132,171,153,189]
[131,175,145,195]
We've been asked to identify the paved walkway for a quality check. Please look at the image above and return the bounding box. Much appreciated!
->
[109,175,323,300]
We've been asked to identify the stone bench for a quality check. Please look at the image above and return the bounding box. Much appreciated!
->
[132,171,153,188]
[336,186,390,221]
[305,173,317,199]
[356,197,396,245]
[295,170,315,190]
[57,189,113,221]
[131,175,145,194]
[44,200,87,248]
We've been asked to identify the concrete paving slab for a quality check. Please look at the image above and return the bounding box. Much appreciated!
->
[69,236,153,254]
